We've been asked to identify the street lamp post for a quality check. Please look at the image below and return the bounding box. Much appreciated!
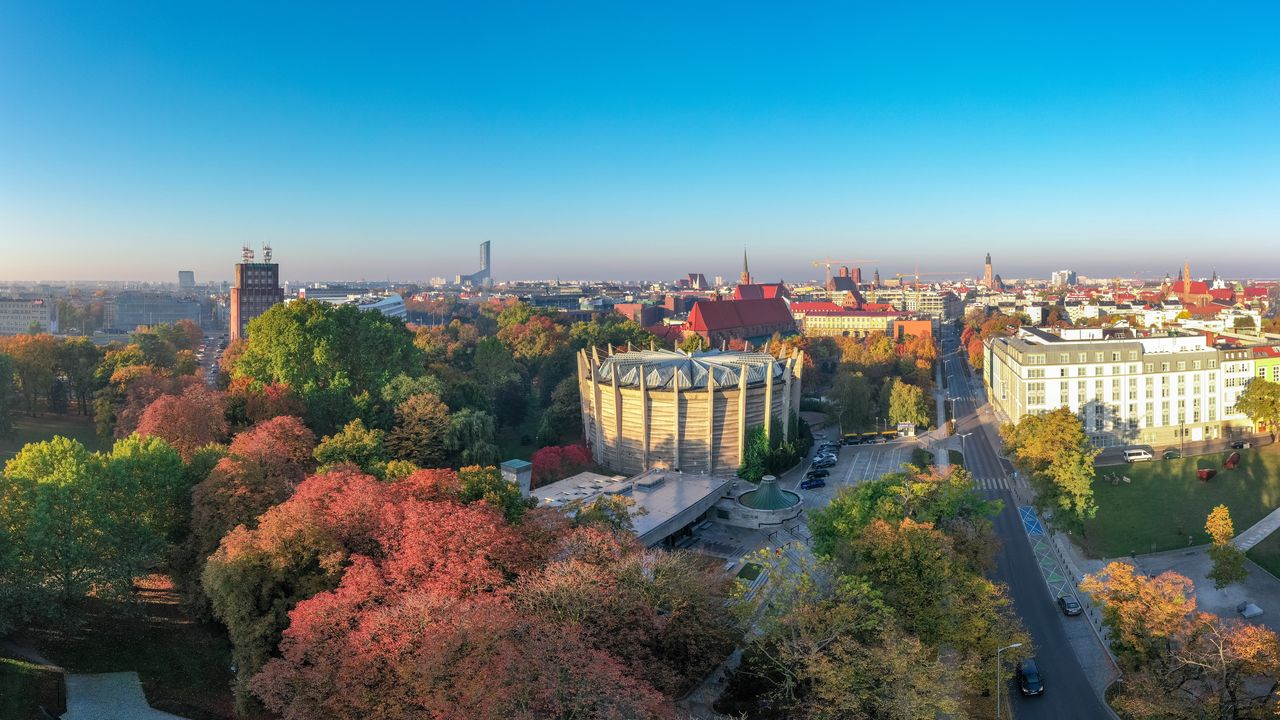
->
[995,642,1023,719]
[958,432,973,459]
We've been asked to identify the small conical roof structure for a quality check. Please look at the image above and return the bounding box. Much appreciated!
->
[739,475,799,511]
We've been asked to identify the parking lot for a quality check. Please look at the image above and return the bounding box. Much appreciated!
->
[782,433,921,509]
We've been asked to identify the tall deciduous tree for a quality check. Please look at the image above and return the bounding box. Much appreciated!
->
[0,435,185,624]
[1205,505,1247,589]
[0,353,16,437]
[445,408,499,466]
[887,378,930,428]
[313,418,389,477]
[1000,407,1100,522]
[231,300,426,434]
[1080,561,1197,663]
[136,384,229,460]
[1235,378,1280,440]
[385,392,452,467]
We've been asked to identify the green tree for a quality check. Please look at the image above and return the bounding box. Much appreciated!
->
[456,465,532,522]
[832,371,873,430]
[1206,505,1247,589]
[0,353,15,437]
[313,418,389,477]
[1235,378,1280,441]
[55,337,103,415]
[887,378,930,428]
[1000,407,1100,523]
[385,392,452,467]
[446,408,499,466]
[535,375,584,447]
[0,436,183,619]
[679,334,705,353]
[231,300,425,434]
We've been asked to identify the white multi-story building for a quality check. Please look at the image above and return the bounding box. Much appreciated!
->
[0,297,56,335]
[986,327,1257,449]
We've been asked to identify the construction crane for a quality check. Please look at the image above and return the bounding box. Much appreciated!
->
[811,258,878,288]
[886,270,962,309]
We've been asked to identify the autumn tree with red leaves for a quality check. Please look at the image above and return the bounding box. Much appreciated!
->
[530,443,594,488]
[135,383,229,459]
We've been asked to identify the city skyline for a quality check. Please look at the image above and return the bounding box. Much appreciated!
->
[4,3,1280,281]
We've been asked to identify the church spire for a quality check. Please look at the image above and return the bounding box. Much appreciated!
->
[740,246,751,285]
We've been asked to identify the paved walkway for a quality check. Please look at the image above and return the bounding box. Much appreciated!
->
[62,673,189,720]
[1235,506,1280,552]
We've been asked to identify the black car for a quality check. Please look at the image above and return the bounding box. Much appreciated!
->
[812,458,836,470]
[800,477,826,490]
[1057,594,1083,616]
[1017,659,1044,696]
[1231,440,1252,450]
[805,469,830,479]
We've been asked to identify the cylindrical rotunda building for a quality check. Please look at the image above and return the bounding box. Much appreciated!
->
[577,347,804,476]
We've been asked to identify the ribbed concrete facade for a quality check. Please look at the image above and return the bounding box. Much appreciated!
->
[578,347,804,476]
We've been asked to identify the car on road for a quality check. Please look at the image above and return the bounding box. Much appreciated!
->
[1231,440,1252,450]
[805,469,829,479]
[800,477,826,490]
[812,458,836,470]
[1162,448,1182,460]
[1017,659,1044,696]
[1057,594,1083,616]
[1123,449,1153,463]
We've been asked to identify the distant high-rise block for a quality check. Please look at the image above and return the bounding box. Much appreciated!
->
[229,245,284,342]
[456,241,492,287]
[178,270,195,289]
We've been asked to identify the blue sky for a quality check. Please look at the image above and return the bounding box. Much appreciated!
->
[3,2,1279,283]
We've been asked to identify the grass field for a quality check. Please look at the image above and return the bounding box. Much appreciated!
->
[0,656,64,720]
[22,574,250,720]
[1080,445,1280,558]
[1247,530,1280,580]
[1,413,104,463]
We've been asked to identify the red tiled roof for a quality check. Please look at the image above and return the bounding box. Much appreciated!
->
[1184,303,1221,317]
[1245,287,1270,299]
[687,298,795,332]
[860,302,897,312]
[1252,346,1280,359]
[733,283,789,301]
[1208,288,1235,302]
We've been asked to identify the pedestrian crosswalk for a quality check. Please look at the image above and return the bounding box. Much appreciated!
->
[972,476,1009,491]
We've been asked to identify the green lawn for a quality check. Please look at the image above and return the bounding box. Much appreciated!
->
[1247,530,1280,580]
[1,413,104,463]
[0,656,64,720]
[1080,446,1280,558]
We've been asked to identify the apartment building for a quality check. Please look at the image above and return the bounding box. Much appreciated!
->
[986,327,1256,449]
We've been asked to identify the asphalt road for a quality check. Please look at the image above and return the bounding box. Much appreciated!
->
[941,327,1110,720]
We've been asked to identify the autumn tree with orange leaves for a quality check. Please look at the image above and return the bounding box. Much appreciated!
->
[1082,561,1280,718]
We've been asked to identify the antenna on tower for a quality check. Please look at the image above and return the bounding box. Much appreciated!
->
[263,243,273,263]
[242,245,254,263]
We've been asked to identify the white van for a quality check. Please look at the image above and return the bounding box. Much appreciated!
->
[1123,449,1153,463]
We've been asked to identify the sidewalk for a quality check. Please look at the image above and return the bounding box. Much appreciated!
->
[1236,506,1280,552]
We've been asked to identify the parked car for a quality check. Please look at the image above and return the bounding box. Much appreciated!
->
[800,477,826,490]
[1162,449,1182,460]
[1123,449,1153,463]
[1057,595,1083,616]
[805,469,830,479]
[812,458,836,470]
[815,451,838,461]
[1231,440,1252,450]
[1017,659,1044,696]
